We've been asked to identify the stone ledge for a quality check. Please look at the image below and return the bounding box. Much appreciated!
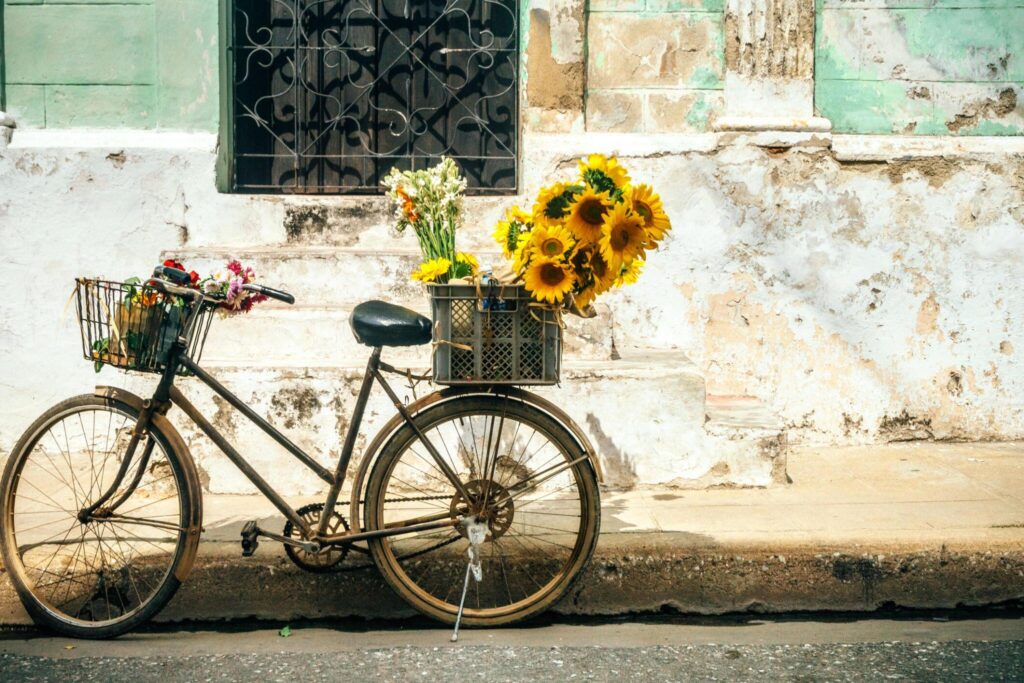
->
[832,134,1024,160]
[2,536,1020,625]
[7,128,217,150]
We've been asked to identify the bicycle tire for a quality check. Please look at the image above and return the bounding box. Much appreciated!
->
[0,394,201,638]
[364,395,600,626]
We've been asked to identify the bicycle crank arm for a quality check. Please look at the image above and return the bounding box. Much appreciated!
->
[244,523,320,553]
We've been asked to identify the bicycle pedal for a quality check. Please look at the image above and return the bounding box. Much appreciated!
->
[240,520,260,557]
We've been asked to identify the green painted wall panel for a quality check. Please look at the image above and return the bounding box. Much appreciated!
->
[5,83,44,125]
[5,4,155,84]
[155,0,218,129]
[816,4,1024,135]
[45,84,154,126]
[1,0,217,129]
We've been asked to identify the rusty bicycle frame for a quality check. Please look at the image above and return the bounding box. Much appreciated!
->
[79,278,601,557]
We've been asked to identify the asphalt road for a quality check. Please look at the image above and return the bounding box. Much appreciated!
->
[1,613,1022,682]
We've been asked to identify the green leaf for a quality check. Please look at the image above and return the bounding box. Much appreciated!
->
[278,625,292,638]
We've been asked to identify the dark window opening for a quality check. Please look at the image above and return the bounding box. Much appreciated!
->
[228,0,519,194]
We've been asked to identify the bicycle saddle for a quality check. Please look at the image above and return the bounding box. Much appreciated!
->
[350,300,432,347]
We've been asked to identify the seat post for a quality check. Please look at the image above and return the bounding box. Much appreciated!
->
[318,346,381,535]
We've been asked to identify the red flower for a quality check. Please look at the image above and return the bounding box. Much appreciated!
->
[226,260,243,276]
[189,270,200,286]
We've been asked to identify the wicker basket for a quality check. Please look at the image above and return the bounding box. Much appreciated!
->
[430,283,561,385]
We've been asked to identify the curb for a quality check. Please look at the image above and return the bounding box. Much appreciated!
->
[3,534,1022,625]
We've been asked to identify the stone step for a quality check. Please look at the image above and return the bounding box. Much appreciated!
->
[198,302,614,367]
[171,350,717,494]
[164,246,454,306]
[700,394,789,487]
[272,197,509,251]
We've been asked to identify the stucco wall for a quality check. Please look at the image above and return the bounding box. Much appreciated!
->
[2,0,218,130]
[815,0,1024,135]
[0,131,1021,465]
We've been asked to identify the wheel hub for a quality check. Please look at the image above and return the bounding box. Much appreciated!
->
[449,479,515,540]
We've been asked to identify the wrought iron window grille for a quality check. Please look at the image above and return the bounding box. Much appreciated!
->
[226,0,519,194]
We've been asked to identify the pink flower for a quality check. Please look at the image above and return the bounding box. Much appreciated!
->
[226,260,243,276]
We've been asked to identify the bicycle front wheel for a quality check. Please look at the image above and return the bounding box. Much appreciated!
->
[365,395,600,627]
[0,394,200,638]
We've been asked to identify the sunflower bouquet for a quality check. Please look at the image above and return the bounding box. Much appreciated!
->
[383,157,479,284]
[493,154,669,309]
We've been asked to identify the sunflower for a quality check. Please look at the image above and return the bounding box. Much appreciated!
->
[532,182,576,227]
[627,184,671,246]
[600,202,646,270]
[493,206,532,258]
[578,154,630,195]
[523,257,576,304]
[614,258,644,287]
[511,231,534,273]
[450,252,479,279]
[529,224,575,261]
[573,285,597,309]
[587,248,617,293]
[411,256,452,283]
[564,186,612,244]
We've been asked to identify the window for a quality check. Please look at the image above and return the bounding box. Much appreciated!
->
[226,0,519,194]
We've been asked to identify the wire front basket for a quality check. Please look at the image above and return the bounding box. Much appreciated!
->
[74,278,214,375]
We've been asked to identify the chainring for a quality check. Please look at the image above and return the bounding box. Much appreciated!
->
[282,503,351,573]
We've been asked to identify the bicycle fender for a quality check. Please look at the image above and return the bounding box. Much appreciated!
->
[94,386,204,582]
[345,385,603,534]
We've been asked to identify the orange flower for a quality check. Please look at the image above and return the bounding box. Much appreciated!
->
[397,187,418,223]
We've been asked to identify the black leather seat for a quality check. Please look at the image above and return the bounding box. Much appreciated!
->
[350,300,432,348]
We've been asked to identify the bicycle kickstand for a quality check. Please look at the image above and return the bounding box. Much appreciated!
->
[451,517,488,643]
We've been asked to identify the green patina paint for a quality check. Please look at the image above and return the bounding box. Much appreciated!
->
[1,0,217,129]
[689,65,722,90]
[969,119,1022,134]
[5,4,155,84]
[5,83,43,126]
[46,84,155,127]
[684,92,714,129]
[894,8,1022,81]
[816,5,1024,135]
[645,0,725,11]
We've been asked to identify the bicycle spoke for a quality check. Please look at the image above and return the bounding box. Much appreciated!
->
[6,404,187,629]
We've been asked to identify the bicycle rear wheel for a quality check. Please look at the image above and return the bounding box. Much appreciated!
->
[0,394,200,638]
[364,395,600,626]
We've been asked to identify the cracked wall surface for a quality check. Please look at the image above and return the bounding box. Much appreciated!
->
[586,1,726,133]
[815,1,1024,135]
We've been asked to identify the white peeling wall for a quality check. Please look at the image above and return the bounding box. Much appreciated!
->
[0,132,1021,471]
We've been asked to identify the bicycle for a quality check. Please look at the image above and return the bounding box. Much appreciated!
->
[0,266,601,638]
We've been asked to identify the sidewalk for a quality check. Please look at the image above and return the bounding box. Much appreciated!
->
[2,442,1022,623]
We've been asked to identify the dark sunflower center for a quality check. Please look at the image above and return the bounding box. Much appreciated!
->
[541,238,564,256]
[610,224,632,251]
[591,253,608,278]
[634,201,653,224]
[578,198,607,225]
[540,262,567,287]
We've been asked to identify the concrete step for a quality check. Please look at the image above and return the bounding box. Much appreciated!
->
[171,350,715,494]
[271,196,510,251]
[198,302,615,367]
[163,246,453,306]
[168,351,786,494]
[700,395,789,487]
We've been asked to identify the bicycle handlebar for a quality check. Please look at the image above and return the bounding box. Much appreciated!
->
[243,283,295,305]
[148,265,296,306]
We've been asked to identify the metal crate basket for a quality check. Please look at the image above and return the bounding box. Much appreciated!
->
[75,278,214,375]
[430,283,561,385]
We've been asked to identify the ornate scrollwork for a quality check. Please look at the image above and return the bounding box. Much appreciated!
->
[231,0,518,193]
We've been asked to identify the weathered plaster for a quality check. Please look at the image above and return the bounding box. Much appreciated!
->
[1,131,1021,495]
[816,3,1024,135]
